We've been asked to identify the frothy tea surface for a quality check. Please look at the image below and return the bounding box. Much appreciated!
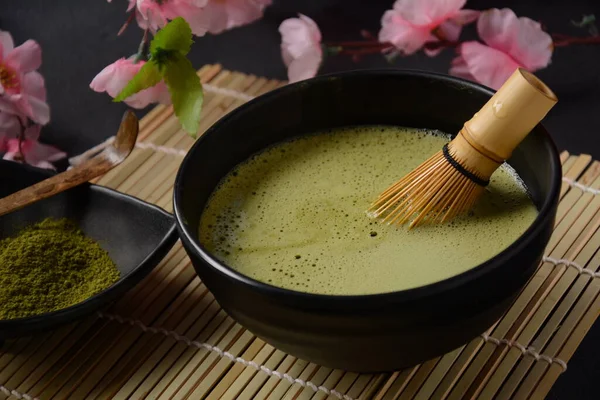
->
[199,126,538,295]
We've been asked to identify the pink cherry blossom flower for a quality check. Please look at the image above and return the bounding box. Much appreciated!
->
[194,0,273,35]
[90,57,171,109]
[279,14,323,83]
[128,0,209,36]
[2,124,66,170]
[0,31,50,125]
[379,0,479,56]
[449,8,553,89]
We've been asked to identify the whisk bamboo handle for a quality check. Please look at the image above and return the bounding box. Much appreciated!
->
[462,68,558,162]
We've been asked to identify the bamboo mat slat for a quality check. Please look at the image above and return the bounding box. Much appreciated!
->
[2,66,600,400]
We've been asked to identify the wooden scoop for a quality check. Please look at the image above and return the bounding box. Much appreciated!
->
[0,110,139,217]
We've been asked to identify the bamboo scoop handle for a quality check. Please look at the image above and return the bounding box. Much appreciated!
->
[461,68,558,163]
[0,111,139,217]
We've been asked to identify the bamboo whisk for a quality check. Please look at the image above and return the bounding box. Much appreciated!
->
[369,68,558,228]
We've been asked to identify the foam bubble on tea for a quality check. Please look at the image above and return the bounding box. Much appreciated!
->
[199,126,538,295]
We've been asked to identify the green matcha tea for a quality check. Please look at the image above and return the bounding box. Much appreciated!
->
[199,126,538,295]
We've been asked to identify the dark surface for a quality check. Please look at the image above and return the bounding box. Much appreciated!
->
[0,160,178,339]
[2,0,600,396]
[174,70,561,372]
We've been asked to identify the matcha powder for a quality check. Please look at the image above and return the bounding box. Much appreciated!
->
[0,218,120,320]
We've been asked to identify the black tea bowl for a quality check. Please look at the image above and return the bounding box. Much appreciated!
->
[173,70,561,372]
[0,160,178,339]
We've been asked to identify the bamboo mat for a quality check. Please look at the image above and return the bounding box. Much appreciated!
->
[2,64,600,400]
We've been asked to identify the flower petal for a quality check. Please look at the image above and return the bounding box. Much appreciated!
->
[90,59,119,93]
[151,82,173,104]
[177,7,211,36]
[287,48,322,83]
[123,82,171,108]
[135,9,153,31]
[436,10,479,44]
[279,14,322,60]
[299,14,321,43]
[3,138,20,154]
[23,124,41,141]
[0,112,21,139]
[6,40,42,72]
[452,9,480,25]
[6,139,66,169]
[136,0,168,32]
[22,71,47,101]
[394,0,467,26]
[34,161,57,169]
[90,58,140,98]
[424,43,443,57]
[126,0,136,11]
[24,96,50,125]
[436,20,461,42]
[33,142,66,163]
[279,13,322,79]
[477,9,519,53]
[449,52,476,81]
[0,97,19,115]
[379,9,433,55]
[477,8,552,70]
[186,0,271,34]
[161,0,210,35]
[90,58,168,109]
[20,72,49,124]
[0,31,14,60]
[281,45,294,68]
[2,150,18,162]
[223,0,271,31]
[508,15,553,70]
[451,41,520,89]
[191,2,229,35]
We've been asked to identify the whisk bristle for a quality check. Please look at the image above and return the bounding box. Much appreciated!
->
[368,142,490,229]
[368,69,558,229]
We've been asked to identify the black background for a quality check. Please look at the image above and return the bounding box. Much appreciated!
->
[2,1,600,398]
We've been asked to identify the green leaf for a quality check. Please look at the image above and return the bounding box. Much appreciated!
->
[150,17,193,56]
[113,61,163,102]
[571,14,596,28]
[113,18,201,134]
[163,52,203,137]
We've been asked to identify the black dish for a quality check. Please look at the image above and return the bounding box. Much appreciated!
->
[173,69,561,372]
[0,160,178,339]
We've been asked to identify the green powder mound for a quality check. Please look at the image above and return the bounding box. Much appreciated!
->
[0,218,120,320]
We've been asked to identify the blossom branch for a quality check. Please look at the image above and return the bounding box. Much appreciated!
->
[326,31,600,63]
[332,43,393,53]
[118,9,137,36]
[17,118,26,164]
[326,39,461,59]
[134,29,150,63]
[325,40,385,47]
[330,33,600,53]
[552,33,600,47]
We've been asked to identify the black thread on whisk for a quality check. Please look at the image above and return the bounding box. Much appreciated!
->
[442,143,490,187]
